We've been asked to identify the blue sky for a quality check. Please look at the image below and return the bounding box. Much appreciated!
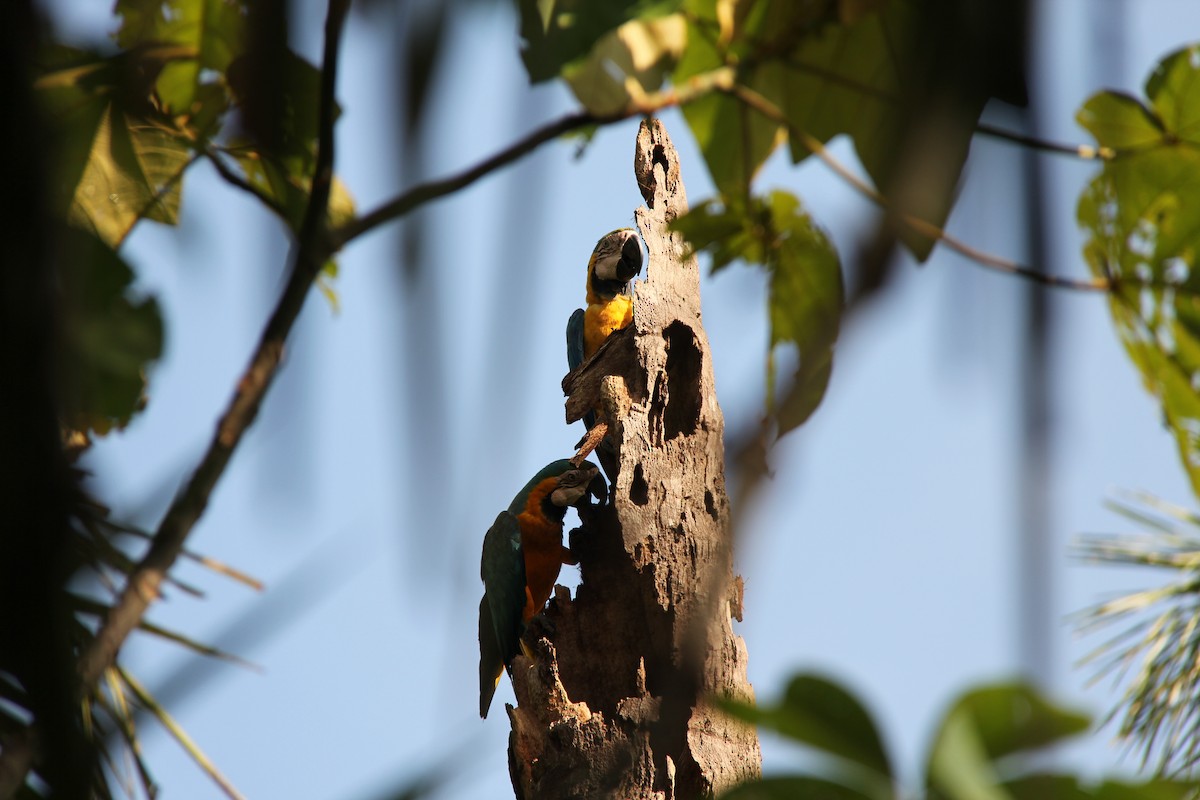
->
[42,0,1200,796]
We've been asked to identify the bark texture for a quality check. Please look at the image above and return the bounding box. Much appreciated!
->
[506,119,761,799]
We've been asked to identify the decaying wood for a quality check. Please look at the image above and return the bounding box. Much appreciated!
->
[509,119,761,799]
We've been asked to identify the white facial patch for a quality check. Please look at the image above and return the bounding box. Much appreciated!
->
[551,484,588,507]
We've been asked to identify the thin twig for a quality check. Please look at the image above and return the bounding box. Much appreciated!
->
[76,0,352,690]
[331,66,737,249]
[204,147,289,222]
[727,83,1111,292]
[976,122,1115,160]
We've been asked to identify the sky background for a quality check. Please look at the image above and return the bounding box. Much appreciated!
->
[37,0,1200,797]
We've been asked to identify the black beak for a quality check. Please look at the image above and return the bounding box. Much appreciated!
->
[587,471,607,503]
[617,236,642,282]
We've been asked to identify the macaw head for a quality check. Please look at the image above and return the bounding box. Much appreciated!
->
[589,228,643,298]
[549,461,602,507]
[509,459,605,518]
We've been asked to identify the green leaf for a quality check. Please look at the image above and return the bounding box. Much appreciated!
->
[35,46,198,247]
[674,12,783,196]
[719,776,883,800]
[57,228,164,436]
[939,683,1091,761]
[1143,44,1200,144]
[516,0,683,83]
[771,0,972,261]
[563,14,687,115]
[718,673,890,778]
[1075,92,1164,150]
[65,107,194,247]
[926,684,1090,800]
[764,191,843,431]
[672,191,843,434]
[116,0,247,115]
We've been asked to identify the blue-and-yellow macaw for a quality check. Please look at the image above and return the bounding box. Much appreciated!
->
[478,459,602,718]
[566,228,643,376]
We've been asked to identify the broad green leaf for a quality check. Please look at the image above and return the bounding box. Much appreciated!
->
[516,0,683,83]
[719,776,883,800]
[1075,92,1163,150]
[718,673,890,778]
[772,0,974,261]
[116,0,247,115]
[674,10,784,196]
[66,106,194,248]
[57,229,163,436]
[926,684,1090,800]
[1143,44,1200,144]
[563,14,687,115]
[36,46,198,247]
[934,683,1091,762]
[673,191,843,434]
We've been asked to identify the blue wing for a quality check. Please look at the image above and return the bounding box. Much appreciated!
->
[566,308,585,373]
[480,510,525,674]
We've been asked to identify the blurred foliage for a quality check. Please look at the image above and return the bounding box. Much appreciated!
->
[56,229,162,438]
[0,493,261,798]
[718,675,1195,799]
[517,0,1004,434]
[21,0,1200,795]
[33,0,355,440]
[673,191,843,432]
[1076,492,1200,778]
[1078,44,1200,501]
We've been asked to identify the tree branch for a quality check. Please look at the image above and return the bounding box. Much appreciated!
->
[76,0,352,690]
[330,66,738,250]
[726,83,1112,292]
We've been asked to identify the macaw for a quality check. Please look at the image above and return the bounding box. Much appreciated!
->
[566,228,643,375]
[478,459,602,718]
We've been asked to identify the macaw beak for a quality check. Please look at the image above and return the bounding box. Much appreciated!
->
[586,471,607,503]
[616,234,642,283]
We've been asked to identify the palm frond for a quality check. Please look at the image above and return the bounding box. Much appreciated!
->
[1074,491,1200,777]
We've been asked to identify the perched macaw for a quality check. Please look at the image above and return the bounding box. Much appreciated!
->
[566,228,643,375]
[478,459,602,718]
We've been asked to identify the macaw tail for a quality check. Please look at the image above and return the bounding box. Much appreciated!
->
[478,596,504,718]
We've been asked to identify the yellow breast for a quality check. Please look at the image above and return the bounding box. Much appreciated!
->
[583,296,633,359]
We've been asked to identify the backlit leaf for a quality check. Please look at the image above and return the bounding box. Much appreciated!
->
[516,0,683,83]
[564,14,687,115]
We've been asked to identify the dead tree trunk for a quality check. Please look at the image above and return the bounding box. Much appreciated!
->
[506,119,761,799]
